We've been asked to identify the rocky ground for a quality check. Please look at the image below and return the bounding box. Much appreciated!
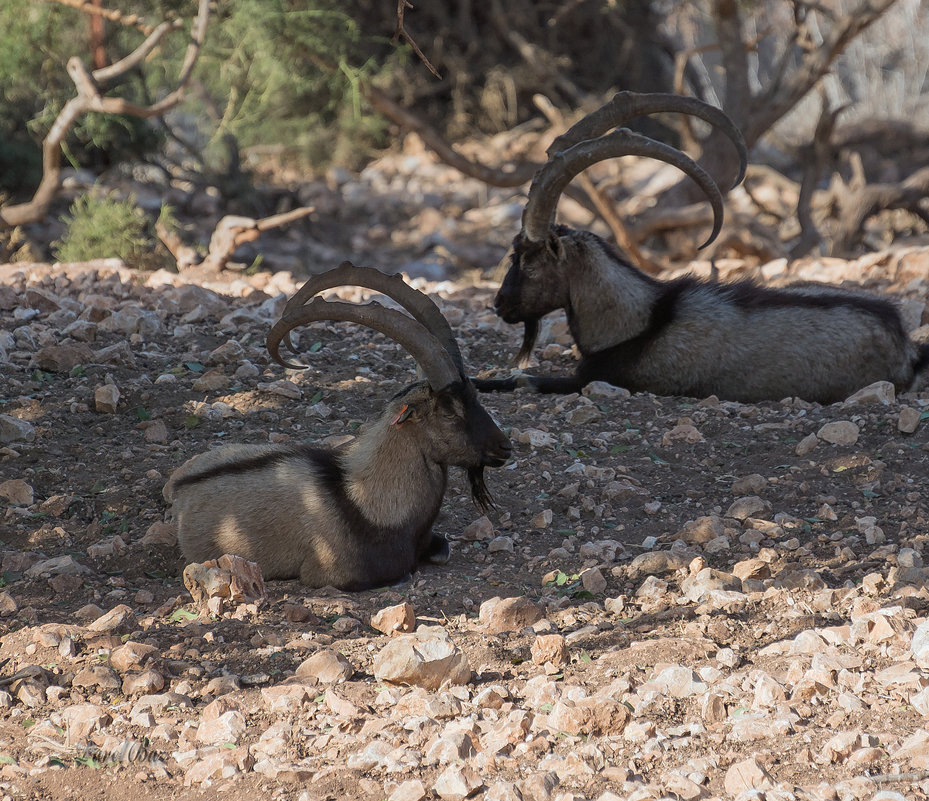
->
[1,147,929,801]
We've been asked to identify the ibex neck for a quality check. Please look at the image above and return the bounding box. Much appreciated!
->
[342,424,446,529]
[567,256,659,354]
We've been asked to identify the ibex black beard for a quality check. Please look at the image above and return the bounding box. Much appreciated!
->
[515,319,539,368]
[468,467,495,512]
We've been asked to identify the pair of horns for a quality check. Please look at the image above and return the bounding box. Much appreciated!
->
[266,261,465,391]
[522,91,748,248]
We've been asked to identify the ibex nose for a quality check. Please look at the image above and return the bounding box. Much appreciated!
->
[485,433,512,467]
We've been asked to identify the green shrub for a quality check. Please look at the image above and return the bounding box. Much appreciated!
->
[53,193,173,270]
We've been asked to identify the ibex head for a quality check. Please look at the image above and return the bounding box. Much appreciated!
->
[267,261,512,509]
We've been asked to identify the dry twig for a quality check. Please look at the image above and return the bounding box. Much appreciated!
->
[38,0,153,35]
[391,0,441,79]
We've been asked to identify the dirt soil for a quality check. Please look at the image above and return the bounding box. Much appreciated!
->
[2,191,929,799]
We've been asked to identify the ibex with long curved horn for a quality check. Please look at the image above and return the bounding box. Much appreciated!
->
[475,91,929,403]
[165,262,512,590]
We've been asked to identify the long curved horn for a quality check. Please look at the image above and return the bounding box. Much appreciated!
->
[549,91,747,188]
[267,298,461,391]
[523,128,725,248]
[523,92,747,248]
[277,261,464,376]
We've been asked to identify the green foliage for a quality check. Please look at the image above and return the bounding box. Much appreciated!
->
[53,193,172,270]
[197,0,391,168]
[0,1,172,197]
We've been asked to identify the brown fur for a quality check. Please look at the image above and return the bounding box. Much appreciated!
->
[164,382,511,590]
[484,227,926,403]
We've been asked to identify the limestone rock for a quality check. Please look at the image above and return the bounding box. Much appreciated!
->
[844,381,895,405]
[0,479,34,506]
[183,553,265,611]
[110,641,159,672]
[547,698,630,736]
[34,342,94,372]
[723,758,774,794]
[479,596,544,633]
[88,604,137,634]
[141,521,178,546]
[295,649,354,683]
[434,764,483,801]
[0,414,35,443]
[389,779,427,801]
[817,420,860,446]
[461,515,494,541]
[60,703,112,739]
[531,634,567,666]
[371,602,416,636]
[373,625,471,690]
[898,406,921,433]
[725,496,771,520]
[94,383,120,413]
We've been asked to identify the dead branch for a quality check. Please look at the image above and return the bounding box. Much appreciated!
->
[790,93,848,259]
[655,0,897,209]
[866,768,929,784]
[362,85,540,188]
[489,0,583,105]
[0,0,210,229]
[832,165,929,255]
[39,0,153,35]
[627,202,715,242]
[744,0,900,144]
[200,207,316,273]
[391,0,441,79]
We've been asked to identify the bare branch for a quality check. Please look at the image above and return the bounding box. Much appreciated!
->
[712,0,752,134]
[0,0,210,229]
[832,165,929,255]
[93,19,183,84]
[199,207,316,272]
[362,85,540,187]
[39,0,153,35]
[790,93,848,258]
[745,0,900,144]
[391,0,441,79]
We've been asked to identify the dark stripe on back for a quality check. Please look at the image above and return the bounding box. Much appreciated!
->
[720,280,907,337]
[170,445,326,492]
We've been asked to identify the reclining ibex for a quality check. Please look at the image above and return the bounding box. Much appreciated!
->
[474,91,929,404]
[164,262,512,590]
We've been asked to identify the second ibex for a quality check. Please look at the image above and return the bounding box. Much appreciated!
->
[475,92,929,404]
[165,262,511,591]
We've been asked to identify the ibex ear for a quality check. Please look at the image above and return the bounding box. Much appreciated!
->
[390,404,413,426]
[545,232,565,260]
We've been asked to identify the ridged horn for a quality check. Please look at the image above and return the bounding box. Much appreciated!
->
[277,261,464,377]
[267,298,461,391]
[522,92,747,249]
[523,128,725,248]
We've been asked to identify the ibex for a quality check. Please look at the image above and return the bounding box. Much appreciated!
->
[164,262,512,591]
[474,91,929,404]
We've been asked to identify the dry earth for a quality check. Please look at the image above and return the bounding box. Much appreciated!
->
[2,149,929,801]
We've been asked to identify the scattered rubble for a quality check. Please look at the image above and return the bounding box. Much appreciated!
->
[1,222,928,799]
